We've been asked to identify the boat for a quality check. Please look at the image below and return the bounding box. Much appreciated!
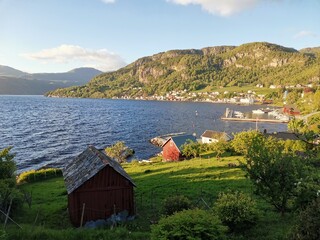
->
[252,109,265,114]
[268,109,280,116]
[233,111,244,118]
[275,114,290,121]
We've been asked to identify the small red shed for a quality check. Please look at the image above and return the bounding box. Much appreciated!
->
[63,145,136,227]
[162,134,197,161]
[283,105,300,116]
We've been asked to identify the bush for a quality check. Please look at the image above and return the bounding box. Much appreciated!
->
[214,190,258,232]
[162,195,192,216]
[151,209,227,240]
[17,168,62,184]
[290,198,320,240]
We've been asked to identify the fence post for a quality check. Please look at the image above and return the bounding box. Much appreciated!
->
[4,198,13,228]
[80,203,86,227]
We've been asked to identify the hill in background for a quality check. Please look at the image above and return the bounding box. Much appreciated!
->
[46,42,320,99]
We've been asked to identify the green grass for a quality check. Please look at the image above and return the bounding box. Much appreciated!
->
[5,156,295,239]
[15,177,70,229]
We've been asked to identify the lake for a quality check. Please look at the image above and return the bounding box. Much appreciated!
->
[0,95,287,172]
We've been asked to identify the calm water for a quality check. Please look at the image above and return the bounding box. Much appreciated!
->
[0,95,287,172]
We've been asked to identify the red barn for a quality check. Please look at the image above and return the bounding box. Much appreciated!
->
[162,135,197,161]
[63,145,136,227]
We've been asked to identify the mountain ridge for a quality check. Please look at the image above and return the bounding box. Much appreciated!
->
[0,66,102,95]
[47,42,320,99]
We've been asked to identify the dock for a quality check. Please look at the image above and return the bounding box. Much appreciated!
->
[221,117,289,123]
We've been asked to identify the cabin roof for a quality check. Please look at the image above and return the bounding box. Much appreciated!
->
[162,134,196,151]
[201,130,230,140]
[63,145,136,194]
[265,132,302,141]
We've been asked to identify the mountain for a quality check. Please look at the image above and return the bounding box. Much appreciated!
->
[0,66,102,95]
[0,65,26,77]
[46,42,320,99]
[0,76,71,95]
[28,67,102,85]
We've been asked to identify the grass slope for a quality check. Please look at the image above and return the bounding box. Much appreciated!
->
[6,156,294,239]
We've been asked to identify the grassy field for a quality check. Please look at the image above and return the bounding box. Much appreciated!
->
[5,156,295,239]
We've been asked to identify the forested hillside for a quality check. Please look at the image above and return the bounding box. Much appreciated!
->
[46,42,320,98]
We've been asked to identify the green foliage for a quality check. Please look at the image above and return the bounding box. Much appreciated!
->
[208,141,229,158]
[0,147,23,215]
[231,130,263,155]
[17,168,63,184]
[105,141,132,163]
[15,177,71,229]
[242,134,307,215]
[181,140,201,159]
[0,180,23,216]
[162,195,192,216]
[8,155,307,239]
[290,198,320,240]
[214,190,258,232]
[151,209,227,240]
[0,147,16,179]
[0,230,7,240]
[281,139,307,153]
[288,119,307,134]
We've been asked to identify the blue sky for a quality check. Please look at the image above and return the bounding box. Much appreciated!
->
[0,0,319,73]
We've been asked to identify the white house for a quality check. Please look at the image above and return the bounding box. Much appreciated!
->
[201,130,231,144]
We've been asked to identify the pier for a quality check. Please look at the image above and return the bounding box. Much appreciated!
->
[221,117,289,123]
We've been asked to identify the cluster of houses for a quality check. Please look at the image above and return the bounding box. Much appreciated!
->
[111,83,318,105]
[113,89,259,104]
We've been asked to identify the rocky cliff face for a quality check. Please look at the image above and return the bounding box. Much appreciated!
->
[47,42,320,99]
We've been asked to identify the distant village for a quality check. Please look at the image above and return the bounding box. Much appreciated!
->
[112,83,317,104]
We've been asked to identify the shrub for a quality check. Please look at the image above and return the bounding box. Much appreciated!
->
[214,190,258,232]
[162,195,192,216]
[151,209,227,240]
[290,198,320,240]
[17,168,62,184]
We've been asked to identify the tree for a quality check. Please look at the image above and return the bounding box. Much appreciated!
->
[242,134,307,215]
[0,147,22,215]
[0,147,16,179]
[209,141,228,158]
[105,141,133,163]
[231,130,263,156]
[181,140,201,159]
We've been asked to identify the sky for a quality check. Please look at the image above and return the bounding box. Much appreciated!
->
[0,0,319,73]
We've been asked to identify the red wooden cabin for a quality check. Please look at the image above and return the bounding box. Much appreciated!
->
[162,134,196,161]
[63,145,136,227]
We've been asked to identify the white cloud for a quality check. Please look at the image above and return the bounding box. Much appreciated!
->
[101,0,116,4]
[294,30,318,39]
[167,0,260,16]
[22,45,126,72]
